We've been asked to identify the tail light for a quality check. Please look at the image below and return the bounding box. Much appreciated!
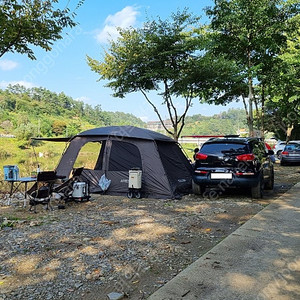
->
[281,151,289,156]
[195,153,208,160]
[236,172,255,176]
[195,170,208,174]
[236,154,255,161]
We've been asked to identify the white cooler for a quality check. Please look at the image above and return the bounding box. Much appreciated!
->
[72,182,88,199]
[128,169,142,189]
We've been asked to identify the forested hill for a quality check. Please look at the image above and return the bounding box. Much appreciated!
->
[181,109,247,136]
[0,85,145,140]
[0,85,247,140]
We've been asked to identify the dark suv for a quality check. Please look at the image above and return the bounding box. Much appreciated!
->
[192,137,274,198]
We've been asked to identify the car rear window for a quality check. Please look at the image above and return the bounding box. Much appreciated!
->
[285,144,300,151]
[200,143,249,156]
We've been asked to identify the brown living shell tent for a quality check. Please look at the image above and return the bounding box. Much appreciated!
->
[52,126,192,199]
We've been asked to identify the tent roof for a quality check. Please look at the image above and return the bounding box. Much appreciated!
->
[77,126,174,142]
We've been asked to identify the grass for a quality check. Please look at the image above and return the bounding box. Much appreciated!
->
[180,143,199,160]
[0,138,66,179]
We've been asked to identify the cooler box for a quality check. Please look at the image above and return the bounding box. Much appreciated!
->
[3,165,19,181]
[72,182,88,198]
[128,169,142,189]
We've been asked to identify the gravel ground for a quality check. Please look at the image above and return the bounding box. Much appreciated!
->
[0,163,299,300]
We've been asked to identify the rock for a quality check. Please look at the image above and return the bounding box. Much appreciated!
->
[107,292,125,300]
[29,221,40,227]
[74,283,83,289]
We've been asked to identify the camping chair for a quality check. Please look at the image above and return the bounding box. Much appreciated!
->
[27,171,58,213]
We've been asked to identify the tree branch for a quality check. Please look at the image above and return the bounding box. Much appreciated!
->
[178,91,193,137]
[164,80,177,129]
[139,88,174,136]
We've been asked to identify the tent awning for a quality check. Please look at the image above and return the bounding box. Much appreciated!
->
[32,137,72,142]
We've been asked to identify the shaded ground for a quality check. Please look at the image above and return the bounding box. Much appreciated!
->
[0,163,299,300]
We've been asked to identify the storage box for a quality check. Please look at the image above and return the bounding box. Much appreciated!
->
[72,182,88,198]
[128,169,142,189]
[3,165,19,181]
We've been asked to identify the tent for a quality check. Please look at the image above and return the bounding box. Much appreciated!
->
[53,126,192,199]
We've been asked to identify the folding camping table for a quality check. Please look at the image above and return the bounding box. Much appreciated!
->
[6,176,37,207]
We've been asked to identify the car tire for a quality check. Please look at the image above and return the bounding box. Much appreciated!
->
[251,175,264,199]
[264,169,274,190]
[280,160,287,166]
[192,180,203,195]
[127,191,133,198]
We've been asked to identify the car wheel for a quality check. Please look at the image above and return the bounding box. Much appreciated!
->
[192,180,203,195]
[280,160,287,166]
[135,191,141,199]
[251,175,264,199]
[277,150,282,159]
[265,169,274,190]
[127,191,133,199]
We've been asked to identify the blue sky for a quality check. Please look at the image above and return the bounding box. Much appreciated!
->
[0,0,243,122]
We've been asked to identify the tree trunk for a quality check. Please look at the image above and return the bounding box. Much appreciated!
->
[286,125,294,143]
[261,84,265,139]
[173,132,179,142]
[242,96,251,135]
[247,46,255,137]
[248,75,254,137]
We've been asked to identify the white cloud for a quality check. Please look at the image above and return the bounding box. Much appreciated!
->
[96,6,139,43]
[0,59,18,71]
[0,80,35,89]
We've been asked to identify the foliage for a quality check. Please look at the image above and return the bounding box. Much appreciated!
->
[205,0,300,136]
[263,9,300,141]
[0,85,146,141]
[182,109,247,136]
[0,0,81,59]
[88,10,219,141]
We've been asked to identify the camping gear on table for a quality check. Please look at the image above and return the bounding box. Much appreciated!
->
[3,165,19,181]
[34,126,193,199]
[128,168,142,198]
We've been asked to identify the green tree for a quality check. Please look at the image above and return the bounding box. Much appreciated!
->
[52,120,66,136]
[265,12,300,141]
[88,10,215,141]
[0,0,81,59]
[15,122,37,141]
[206,0,299,136]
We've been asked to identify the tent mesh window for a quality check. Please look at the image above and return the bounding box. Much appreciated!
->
[108,141,142,171]
[73,141,102,170]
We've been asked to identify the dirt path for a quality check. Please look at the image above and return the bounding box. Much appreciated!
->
[0,163,299,300]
